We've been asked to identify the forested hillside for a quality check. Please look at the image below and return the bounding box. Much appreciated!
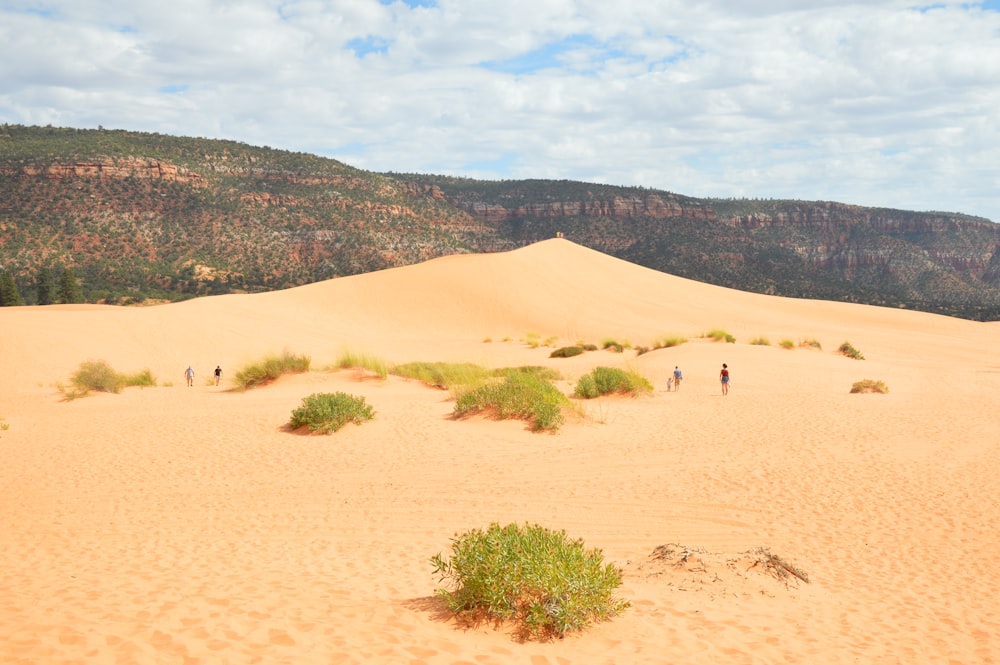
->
[3,125,999,319]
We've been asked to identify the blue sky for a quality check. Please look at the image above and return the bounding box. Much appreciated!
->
[1,0,999,223]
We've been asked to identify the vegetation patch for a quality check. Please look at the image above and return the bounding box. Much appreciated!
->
[58,359,157,399]
[799,338,822,350]
[288,391,375,433]
[600,337,630,353]
[431,522,629,640]
[392,361,492,391]
[335,349,389,379]
[850,379,889,394]
[750,336,770,346]
[549,345,585,358]
[779,339,796,350]
[574,366,653,399]
[838,341,865,360]
[453,371,570,432]
[233,351,311,390]
[704,328,736,343]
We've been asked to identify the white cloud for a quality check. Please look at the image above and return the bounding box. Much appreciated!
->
[1,0,999,221]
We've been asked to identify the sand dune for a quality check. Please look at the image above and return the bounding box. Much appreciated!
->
[2,238,999,664]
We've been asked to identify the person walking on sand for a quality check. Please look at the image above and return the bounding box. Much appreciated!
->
[185,365,195,387]
[214,365,223,386]
[673,366,683,391]
[720,363,730,396]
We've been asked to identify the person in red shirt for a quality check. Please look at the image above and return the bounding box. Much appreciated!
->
[720,363,730,396]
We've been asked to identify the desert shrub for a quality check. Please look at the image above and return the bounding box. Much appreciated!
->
[580,343,598,351]
[123,368,157,387]
[550,345,585,358]
[543,336,559,347]
[392,361,492,391]
[850,379,889,394]
[600,337,630,353]
[838,341,865,360]
[288,392,375,433]
[522,332,541,348]
[0,418,9,431]
[574,366,653,399]
[779,339,795,350]
[750,336,770,346]
[233,351,311,390]
[799,338,822,350]
[430,522,629,640]
[70,359,126,395]
[453,371,570,432]
[653,335,687,349]
[335,349,389,379]
[704,328,736,343]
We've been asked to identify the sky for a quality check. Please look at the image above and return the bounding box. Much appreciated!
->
[2,1,1000,222]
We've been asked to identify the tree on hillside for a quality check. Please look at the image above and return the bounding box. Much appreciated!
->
[58,267,82,304]
[36,267,56,305]
[0,272,24,306]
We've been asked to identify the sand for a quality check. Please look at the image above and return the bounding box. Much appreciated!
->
[2,238,998,664]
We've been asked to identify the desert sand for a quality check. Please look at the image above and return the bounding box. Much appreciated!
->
[1,238,998,664]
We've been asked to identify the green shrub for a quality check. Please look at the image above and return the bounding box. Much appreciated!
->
[838,341,865,360]
[779,339,795,350]
[392,361,492,391]
[574,366,653,399]
[522,332,541,348]
[550,346,585,358]
[233,351,311,390]
[850,379,888,394]
[288,392,375,433]
[431,522,629,640]
[750,336,770,346]
[335,349,389,379]
[704,329,736,343]
[799,338,822,350]
[70,359,126,394]
[453,371,570,432]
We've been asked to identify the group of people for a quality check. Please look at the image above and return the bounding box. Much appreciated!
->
[667,364,731,396]
[184,365,224,387]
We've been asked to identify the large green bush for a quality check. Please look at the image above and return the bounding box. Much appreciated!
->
[573,366,652,399]
[288,392,375,433]
[431,522,629,640]
[453,371,570,432]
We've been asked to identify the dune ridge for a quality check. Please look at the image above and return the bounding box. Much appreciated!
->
[2,238,998,664]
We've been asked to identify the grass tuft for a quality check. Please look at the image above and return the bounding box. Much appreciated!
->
[233,351,311,390]
[850,379,888,394]
[335,349,389,379]
[431,522,629,640]
[750,336,770,346]
[704,329,736,343]
[573,366,653,399]
[838,341,865,360]
[779,339,796,350]
[799,338,822,350]
[392,361,492,392]
[288,391,375,433]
